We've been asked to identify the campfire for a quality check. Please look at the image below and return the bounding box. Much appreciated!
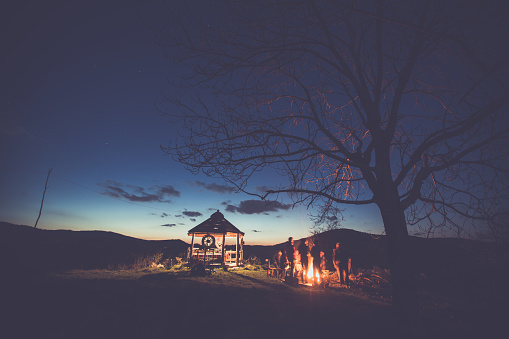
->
[305,256,320,284]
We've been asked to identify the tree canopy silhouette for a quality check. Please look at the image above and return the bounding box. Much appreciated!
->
[159,0,509,315]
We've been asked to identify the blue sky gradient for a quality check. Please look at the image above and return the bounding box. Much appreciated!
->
[0,0,385,244]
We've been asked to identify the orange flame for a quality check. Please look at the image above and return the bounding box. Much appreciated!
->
[306,259,320,283]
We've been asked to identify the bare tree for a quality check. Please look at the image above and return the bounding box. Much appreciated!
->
[158,0,509,316]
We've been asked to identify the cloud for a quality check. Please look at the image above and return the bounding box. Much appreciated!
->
[183,211,203,218]
[252,230,261,233]
[98,180,180,203]
[225,200,292,215]
[190,181,236,194]
[158,185,181,197]
[190,218,196,222]
[161,213,169,218]
[161,224,177,227]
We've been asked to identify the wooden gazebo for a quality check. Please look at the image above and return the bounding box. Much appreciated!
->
[188,210,244,267]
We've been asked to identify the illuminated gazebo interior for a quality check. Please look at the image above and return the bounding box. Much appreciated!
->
[187,210,244,267]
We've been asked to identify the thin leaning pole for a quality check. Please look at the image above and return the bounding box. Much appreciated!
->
[34,168,53,228]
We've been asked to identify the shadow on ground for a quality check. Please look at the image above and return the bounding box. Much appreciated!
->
[4,268,504,339]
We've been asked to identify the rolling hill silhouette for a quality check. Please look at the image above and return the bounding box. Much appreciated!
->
[0,221,188,272]
[1,221,507,283]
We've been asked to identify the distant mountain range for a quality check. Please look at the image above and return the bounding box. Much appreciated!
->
[0,222,189,272]
[1,221,507,282]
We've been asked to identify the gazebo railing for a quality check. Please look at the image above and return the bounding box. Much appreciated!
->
[224,250,243,264]
[190,248,221,260]
[189,248,243,266]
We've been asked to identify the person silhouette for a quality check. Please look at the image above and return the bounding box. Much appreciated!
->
[310,239,322,286]
[297,239,309,283]
[283,237,296,279]
[273,250,285,279]
[333,242,351,287]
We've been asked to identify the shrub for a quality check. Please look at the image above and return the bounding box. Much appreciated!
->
[132,252,164,270]
[245,255,260,266]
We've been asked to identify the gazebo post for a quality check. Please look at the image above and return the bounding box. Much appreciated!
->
[241,235,244,262]
[189,233,195,261]
[221,233,226,265]
[236,233,240,266]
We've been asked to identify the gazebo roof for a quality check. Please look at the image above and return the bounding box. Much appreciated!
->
[188,210,244,237]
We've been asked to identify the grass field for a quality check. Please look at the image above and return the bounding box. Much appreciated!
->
[4,265,503,339]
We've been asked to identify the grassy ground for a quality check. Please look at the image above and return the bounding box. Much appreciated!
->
[4,266,503,339]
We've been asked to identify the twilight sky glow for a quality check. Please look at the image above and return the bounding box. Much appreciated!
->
[0,0,386,244]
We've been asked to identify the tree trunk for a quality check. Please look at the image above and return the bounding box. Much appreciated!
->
[377,192,419,319]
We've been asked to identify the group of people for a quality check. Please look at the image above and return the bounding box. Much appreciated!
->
[273,237,351,287]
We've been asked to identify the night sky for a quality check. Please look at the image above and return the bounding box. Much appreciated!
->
[0,0,384,244]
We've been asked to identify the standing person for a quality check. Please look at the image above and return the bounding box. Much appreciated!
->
[273,250,285,280]
[333,242,351,287]
[297,239,309,283]
[310,239,322,286]
[320,249,326,272]
[294,249,302,278]
[284,237,296,278]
